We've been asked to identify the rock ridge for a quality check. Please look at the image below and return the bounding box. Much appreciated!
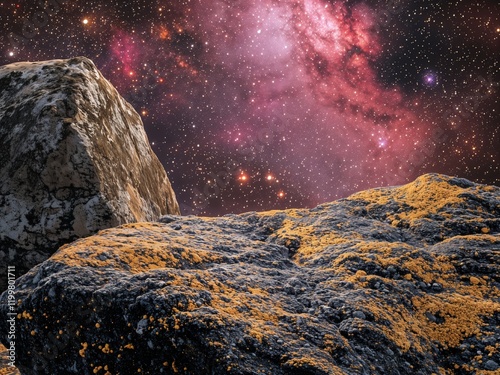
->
[1,173,499,374]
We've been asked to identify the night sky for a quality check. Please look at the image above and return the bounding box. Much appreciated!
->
[1,0,499,216]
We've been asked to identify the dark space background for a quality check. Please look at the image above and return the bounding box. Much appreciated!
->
[1,0,498,216]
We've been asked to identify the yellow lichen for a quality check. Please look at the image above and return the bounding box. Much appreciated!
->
[79,342,88,358]
[282,352,345,375]
[101,343,112,354]
[411,294,500,348]
[51,223,222,273]
[348,175,468,223]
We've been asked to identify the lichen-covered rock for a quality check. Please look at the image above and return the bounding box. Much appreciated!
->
[0,343,19,375]
[0,57,180,290]
[1,174,499,375]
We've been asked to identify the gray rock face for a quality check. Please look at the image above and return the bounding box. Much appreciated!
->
[1,174,499,375]
[0,57,180,290]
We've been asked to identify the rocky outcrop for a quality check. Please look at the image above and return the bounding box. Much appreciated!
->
[0,57,180,290]
[1,174,499,375]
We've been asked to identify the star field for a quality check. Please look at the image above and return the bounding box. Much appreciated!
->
[1,0,499,216]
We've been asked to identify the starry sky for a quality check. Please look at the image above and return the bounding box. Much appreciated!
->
[1,0,499,216]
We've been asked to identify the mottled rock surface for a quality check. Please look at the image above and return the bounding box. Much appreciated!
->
[1,174,499,374]
[0,57,180,290]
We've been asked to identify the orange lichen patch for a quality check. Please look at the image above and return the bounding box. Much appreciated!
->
[211,286,281,327]
[466,366,500,375]
[282,351,345,375]
[247,287,270,297]
[18,311,33,320]
[180,249,203,264]
[354,241,414,256]
[440,234,500,245]
[355,270,367,277]
[348,174,467,221]
[309,232,357,250]
[356,300,426,353]
[281,208,309,219]
[329,242,410,275]
[101,343,112,354]
[172,360,179,373]
[403,255,454,284]
[274,219,358,263]
[79,342,88,357]
[344,269,368,284]
[144,270,291,341]
[469,276,482,285]
[322,334,350,355]
[273,219,311,238]
[256,209,287,218]
[247,304,281,325]
[346,281,498,355]
[481,185,499,193]
[247,325,273,344]
[51,223,223,273]
[348,186,393,206]
[485,344,499,356]
[437,368,452,375]
[329,252,367,272]
[411,294,500,348]
[166,279,295,350]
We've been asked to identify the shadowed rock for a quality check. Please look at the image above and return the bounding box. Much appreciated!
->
[1,174,499,374]
[0,57,180,290]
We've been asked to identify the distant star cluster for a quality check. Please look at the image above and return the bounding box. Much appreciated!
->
[1,0,499,215]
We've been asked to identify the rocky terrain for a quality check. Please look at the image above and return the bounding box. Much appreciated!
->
[0,57,179,290]
[1,173,499,375]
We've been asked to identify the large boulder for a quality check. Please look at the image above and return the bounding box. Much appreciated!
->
[0,57,180,290]
[1,174,499,374]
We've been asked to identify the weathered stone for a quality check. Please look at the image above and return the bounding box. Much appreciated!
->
[1,174,500,374]
[0,57,180,290]
[484,359,499,371]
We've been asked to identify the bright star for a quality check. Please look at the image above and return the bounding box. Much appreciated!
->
[422,71,438,87]
[238,173,249,182]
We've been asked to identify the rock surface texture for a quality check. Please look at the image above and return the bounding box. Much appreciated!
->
[0,57,180,290]
[1,174,500,374]
[0,344,19,375]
